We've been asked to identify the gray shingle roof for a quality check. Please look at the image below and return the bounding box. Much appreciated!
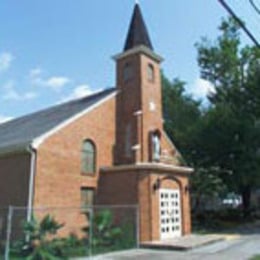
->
[0,88,116,152]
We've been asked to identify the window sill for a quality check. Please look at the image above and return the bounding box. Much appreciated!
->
[81,172,96,177]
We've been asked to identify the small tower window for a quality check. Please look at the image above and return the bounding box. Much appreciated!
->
[81,140,96,174]
[147,64,155,82]
[125,123,132,157]
[123,62,132,82]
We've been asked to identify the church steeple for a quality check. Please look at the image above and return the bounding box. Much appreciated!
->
[114,3,163,165]
[124,3,153,51]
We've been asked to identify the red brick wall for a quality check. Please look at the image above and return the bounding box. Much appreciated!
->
[160,132,181,165]
[115,53,141,164]
[97,171,138,205]
[139,54,163,162]
[34,96,116,209]
[115,49,184,168]
[115,51,164,164]
[98,167,191,242]
[138,172,153,241]
[138,172,191,241]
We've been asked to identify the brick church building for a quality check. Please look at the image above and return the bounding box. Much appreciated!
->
[0,4,192,242]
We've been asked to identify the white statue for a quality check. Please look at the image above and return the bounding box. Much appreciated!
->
[152,131,161,162]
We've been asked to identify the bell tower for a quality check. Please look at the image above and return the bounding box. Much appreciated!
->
[100,4,192,241]
[114,3,164,165]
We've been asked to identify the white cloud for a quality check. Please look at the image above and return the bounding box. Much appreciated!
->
[188,78,216,100]
[60,84,95,103]
[29,68,42,78]
[0,115,13,124]
[29,68,70,92]
[0,52,14,72]
[2,81,37,101]
[45,77,70,91]
[69,84,94,99]
[29,68,45,86]
[23,92,37,100]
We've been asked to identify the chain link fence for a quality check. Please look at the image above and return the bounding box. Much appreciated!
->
[2,205,139,260]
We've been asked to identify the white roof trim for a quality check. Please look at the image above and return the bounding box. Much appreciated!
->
[32,91,117,149]
[112,45,164,63]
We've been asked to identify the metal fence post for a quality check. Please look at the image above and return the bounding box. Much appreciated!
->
[88,207,93,258]
[136,205,140,248]
[4,206,13,260]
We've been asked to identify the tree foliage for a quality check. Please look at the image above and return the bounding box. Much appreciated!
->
[162,73,226,211]
[163,17,260,215]
[162,73,201,163]
[195,17,260,214]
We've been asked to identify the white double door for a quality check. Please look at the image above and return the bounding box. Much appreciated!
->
[159,188,182,239]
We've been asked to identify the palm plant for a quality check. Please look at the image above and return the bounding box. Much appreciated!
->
[13,214,66,260]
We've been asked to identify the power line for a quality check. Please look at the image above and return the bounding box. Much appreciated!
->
[218,0,260,48]
[249,0,260,15]
[237,0,260,38]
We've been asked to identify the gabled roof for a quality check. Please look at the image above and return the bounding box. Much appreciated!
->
[124,3,153,51]
[0,88,116,153]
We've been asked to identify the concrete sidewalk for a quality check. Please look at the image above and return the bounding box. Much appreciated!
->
[72,233,228,260]
[72,221,260,259]
[73,234,260,260]
[141,234,225,250]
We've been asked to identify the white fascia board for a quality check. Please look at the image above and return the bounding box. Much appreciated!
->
[112,45,164,63]
[32,91,117,149]
[101,163,194,174]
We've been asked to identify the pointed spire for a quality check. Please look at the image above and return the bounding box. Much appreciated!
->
[124,3,153,51]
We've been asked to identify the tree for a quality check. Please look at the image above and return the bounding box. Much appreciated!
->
[162,73,201,162]
[196,17,260,215]
[162,73,226,211]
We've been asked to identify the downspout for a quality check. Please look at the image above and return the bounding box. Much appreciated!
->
[26,145,36,222]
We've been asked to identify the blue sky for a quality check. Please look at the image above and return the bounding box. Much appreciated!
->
[0,0,259,122]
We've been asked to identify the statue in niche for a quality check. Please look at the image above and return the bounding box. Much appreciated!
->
[152,130,161,162]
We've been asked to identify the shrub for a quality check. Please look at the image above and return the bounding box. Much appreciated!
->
[92,210,122,247]
[11,215,66,260]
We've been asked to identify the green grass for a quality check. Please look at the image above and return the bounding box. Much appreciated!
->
[192,208,257,234]
[250,256,260,260]
[194,218,245,233]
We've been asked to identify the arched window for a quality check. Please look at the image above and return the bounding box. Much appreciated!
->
[123,62,132,82]
[147,64,155,82]
[81,140,96,174]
